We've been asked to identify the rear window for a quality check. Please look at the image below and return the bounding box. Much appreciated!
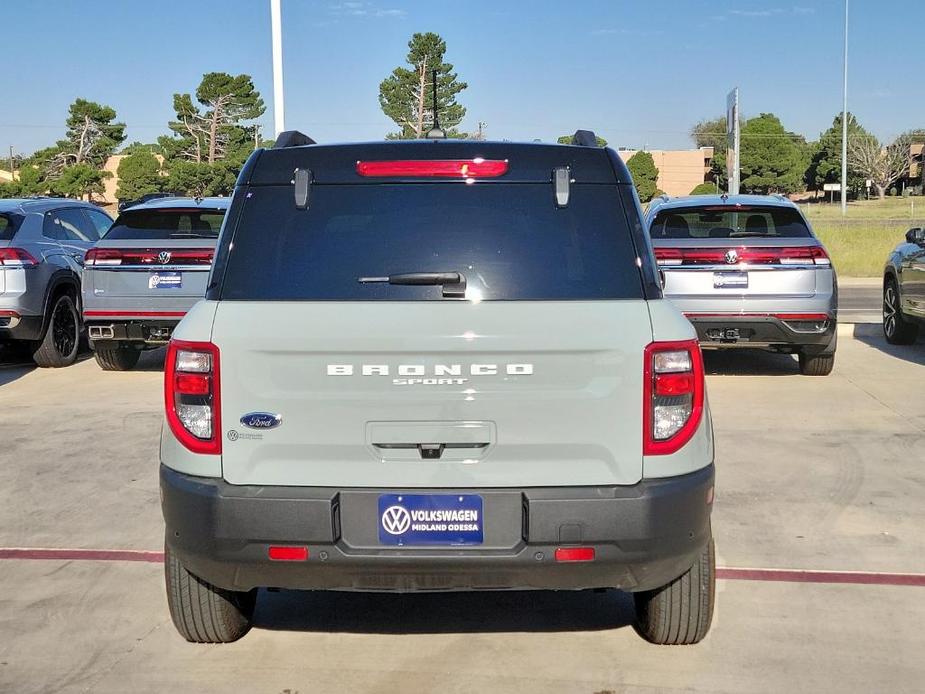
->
[105,208,226,240]
[0,213,22,241]
[650,205,812,239]
[220,184,644,301]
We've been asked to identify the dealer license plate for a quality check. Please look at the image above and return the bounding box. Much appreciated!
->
[378,494,483,546]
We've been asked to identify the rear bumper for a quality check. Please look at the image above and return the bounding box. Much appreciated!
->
[0,314,43,341]
[685,313,836,351]
[85,318,181,345]
[160,463,714,594]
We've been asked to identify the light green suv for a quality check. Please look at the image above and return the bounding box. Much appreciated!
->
[159,131,716,645]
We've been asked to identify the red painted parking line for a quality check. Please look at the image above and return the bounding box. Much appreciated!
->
[1,548,924,586]
[716,567,925,587]
[0,548,164,563]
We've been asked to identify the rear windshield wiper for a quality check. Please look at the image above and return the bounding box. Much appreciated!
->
[358,271,467,298]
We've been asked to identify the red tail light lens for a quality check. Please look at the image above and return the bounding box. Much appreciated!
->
[655,246,830,266]
[165,340,221,454]
[644,340,705,456]
[0,248,39,266]
[85,248,214,266]
[356,159,509,178]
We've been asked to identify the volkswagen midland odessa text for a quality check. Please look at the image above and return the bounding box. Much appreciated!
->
[159,131,716,646]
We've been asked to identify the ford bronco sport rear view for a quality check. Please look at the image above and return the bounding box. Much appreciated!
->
[159,131,716,646]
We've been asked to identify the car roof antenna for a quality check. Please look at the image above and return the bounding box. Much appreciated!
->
[426,69,446,139]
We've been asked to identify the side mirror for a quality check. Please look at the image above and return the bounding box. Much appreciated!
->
[906,228,925,245]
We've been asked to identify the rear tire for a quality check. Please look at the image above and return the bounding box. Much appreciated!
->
[798,351,835,376]
[165,543,256,643]
[634,538,715,645]
[883,278,919,345]
[32,293,80,368]
[94,344,141,371]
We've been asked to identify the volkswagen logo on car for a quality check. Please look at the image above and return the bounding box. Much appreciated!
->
[381,505,412,535]
[724,249,739,264]
[157,251,172,264]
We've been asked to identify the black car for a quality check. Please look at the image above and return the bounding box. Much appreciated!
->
[883,227,925,344]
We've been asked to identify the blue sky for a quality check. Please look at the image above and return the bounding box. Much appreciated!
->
[2,0,921,156]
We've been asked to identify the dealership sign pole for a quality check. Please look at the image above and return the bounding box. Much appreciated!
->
[840,0,849,216]
[726,88,740,195]
[270,0,285,137]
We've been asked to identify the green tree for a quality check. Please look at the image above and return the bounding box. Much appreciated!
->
[805,113,870,196]
[162,73,265,164]
[556,134,608,147]
[0,165,47,198]
[690,116,729,188]
[49,164,111,200]
[690,182,718,195]
[739,113,806,194]
[166,160,237,197]
[52,99,126,173]
[626,151,660,202]
[116,150,163,201]
[379,33,468,139]
[848,131,914,199]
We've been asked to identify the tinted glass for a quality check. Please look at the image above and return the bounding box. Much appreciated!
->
[43,208,99,242]
[0,213,21,241]
[105,209,226,240]
[220,184,643,301]
[650,205,812,239]
[85,209,114,238]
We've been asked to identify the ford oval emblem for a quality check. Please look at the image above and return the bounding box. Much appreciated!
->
[239,412,282,429]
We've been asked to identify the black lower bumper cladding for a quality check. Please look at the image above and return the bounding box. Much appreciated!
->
[161,464,714,594]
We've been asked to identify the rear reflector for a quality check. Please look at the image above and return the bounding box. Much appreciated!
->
[268,546,309,561]
[356,159,509,179]
[555,547,595,562]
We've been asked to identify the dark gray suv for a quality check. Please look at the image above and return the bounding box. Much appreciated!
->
[883,226,925,344]
[0,197,113,366]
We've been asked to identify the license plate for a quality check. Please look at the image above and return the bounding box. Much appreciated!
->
[149,272,182,289]
[378,494,483,546]
[713,271,748,289]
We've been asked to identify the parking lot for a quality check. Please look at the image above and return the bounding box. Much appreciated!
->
[1,326,923,693]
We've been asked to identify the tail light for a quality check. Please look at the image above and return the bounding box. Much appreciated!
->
[0,248,39,266]
[356,159,509,178]
[644,340,705,455]
[85,248,214,266]
[654,246,830,266]
[165,340,221,454]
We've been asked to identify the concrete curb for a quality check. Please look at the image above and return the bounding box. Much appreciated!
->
[838,277,881,287]
[838,322,880,337]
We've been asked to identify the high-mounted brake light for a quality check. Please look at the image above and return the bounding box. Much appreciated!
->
[356,159,509,179]
[654,246,830,267]
[644,340,705,456]
[0,248,39,267]
[165,340,221,455]
[85,248,214,266]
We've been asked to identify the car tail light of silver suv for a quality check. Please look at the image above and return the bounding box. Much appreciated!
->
[0,248,39,266]
[165,340,221,454]
[643,339,705,455]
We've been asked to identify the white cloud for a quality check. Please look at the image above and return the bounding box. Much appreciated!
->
[329,2,405,18]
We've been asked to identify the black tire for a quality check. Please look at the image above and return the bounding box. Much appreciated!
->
[798,351,835,376]
[165,543,256,643]
[31,293,80,368]
[94,344,141,371]
[883,277,919,345]
[634,538,715,645]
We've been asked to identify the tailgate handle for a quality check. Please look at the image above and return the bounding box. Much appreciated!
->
[372,442,489,460]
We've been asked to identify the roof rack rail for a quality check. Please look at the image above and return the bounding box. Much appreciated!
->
[273,131,317,149]
[570,130,600,147]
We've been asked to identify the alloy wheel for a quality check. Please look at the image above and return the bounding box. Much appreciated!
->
[883,285,897,338]
[51,298,77,358]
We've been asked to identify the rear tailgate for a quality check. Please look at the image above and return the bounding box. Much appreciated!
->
[214,300,651,488]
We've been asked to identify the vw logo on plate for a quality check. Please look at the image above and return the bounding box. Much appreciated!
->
[724,249,739,264]
[381,505,411,535]
[157,251,172,264]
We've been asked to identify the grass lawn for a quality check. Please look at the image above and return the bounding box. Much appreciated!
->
[798,198,919,276]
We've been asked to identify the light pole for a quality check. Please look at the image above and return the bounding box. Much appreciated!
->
[840,0,849,216]
[270,0,285,137]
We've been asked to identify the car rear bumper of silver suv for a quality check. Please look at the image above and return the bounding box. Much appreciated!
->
[160,463,714,594]
[685,313,836,351]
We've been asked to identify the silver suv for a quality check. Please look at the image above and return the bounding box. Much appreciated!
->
[160,131,716,646]
[0,197,112,367]
[82,197,228,370]
[645,194,838,376]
